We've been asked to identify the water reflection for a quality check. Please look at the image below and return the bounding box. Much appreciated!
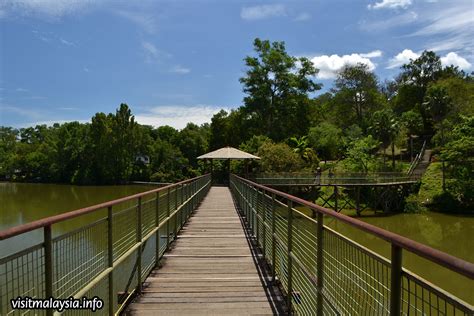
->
[0,183,150,257]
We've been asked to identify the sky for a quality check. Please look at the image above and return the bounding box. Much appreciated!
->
[0,0,473,129]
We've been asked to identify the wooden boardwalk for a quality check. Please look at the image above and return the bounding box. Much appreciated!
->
[126,186,285,315]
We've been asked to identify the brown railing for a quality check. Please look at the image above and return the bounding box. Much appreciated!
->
[230,174,474,315]
[0,174,211,315]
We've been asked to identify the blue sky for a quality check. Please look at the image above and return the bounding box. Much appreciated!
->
[0,0,472,129]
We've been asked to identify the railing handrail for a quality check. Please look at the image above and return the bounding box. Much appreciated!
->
[407,140,427,175]
[0,174,209,241]
[232,174,474,280]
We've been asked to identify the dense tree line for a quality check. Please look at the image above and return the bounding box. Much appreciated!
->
[0,38,472,208]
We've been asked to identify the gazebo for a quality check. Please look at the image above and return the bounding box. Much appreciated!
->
[197,147,260,184]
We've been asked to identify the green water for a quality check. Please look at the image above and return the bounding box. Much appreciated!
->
[0,183,473,305]
[0,182,151,257]
[325,211,474,305]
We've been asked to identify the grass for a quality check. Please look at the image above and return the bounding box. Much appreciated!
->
[417,162,444,206]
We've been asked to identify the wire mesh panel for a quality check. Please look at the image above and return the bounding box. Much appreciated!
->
[401,271,473,316]
[322,228,391,315]
[229,174,474,316]
[0,245,46,315]
[0,174,211,316]
[53,219,108,298]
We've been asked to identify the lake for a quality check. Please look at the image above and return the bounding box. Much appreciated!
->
[0,182,473,305]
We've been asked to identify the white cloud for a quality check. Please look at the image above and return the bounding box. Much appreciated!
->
[142,41,171,63]
[411,8,472,37]
[368,0,412,10]
[359,11,418,31]
[387,49,419,69]
[440,52,472,70]
[170,65,191,74]
[135,105,228,130]
[410,4,473,53]
[2,0,94,19]
[310,51,382,79]
[83,67,90,72]
[115,10,156,34]
[15,88,28,92]
[294,12,311,22]
[360,50,383,58]
[241,4,286,20]
[60,38,74,46]
[387,49,472,70]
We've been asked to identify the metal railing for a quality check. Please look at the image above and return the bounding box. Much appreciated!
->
[407,140,427,176]
[0,174,211,315]
[230,174,474,315]
[252,172,421,186]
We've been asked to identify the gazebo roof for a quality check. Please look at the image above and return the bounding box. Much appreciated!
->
[197,147,260,160]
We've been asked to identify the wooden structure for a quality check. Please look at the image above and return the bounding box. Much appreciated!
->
[198,147,260,185]
[126,187,285,315]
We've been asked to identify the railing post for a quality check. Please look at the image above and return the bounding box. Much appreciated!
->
[256,188,260,245]
[44,225,53,316]
[390,244,402,315]
[316,212,324,316]
[287,200,293,315]
[271,193,276,283]
[174,186,178,237]
[107,206,114,316]
[334,186,338,212]
[155,192,160,266]
[356,187,361,216]
[136,197,142,294]
[262,190,266,260]
[166,187,171,250]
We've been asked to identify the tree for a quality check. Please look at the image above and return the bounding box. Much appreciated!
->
[400,50,442,88]
[369,109,400,168]
[307,122,343,162]
[422,86,452,124]
[423,86,453,190]
[240,38,321,141]
[257,142,305,173]
[176,123,209,168]
[332,63,383,129]
[209,110,230,150]
[440,116,474,208]
[288,136,319,168]
[343,136,380,173]
[395,51,444,133]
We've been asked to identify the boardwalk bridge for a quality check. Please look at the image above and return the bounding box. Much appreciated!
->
[1,173,473,315]
[251,172,421,215]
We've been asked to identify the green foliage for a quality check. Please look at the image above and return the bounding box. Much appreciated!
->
[422,85,452,124]
[400,50,442,88]
[307,122,343,162]
[0,41,472,214]
[369,109,399,149]
[332,63,384,129]
[288,136,319,169]
[401,110,424,136]
[239,135,271,154]
[257,141,305,173]
[404,194,427,213]
[342,136,380,172]
[239,38,321,141]
[440,116,474,208]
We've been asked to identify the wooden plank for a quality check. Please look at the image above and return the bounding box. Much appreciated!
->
[126,186,285,315]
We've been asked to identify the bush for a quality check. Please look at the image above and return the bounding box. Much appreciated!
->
[404,194,427,213]
[257,142,305,173]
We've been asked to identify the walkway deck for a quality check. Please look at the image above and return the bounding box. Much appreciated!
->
[126,187,285,315]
